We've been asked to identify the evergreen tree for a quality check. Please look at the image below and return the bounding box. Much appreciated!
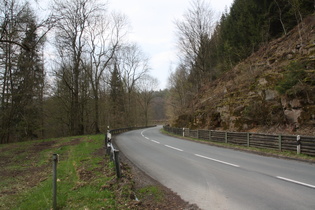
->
[14,5,45,140]
[0,2,45,142]
[109,63,125,128]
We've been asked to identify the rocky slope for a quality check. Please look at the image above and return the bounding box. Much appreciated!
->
[175,15,315,136]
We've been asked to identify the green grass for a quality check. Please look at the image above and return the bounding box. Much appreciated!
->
[0,135,129,210]
[137,186,164,202]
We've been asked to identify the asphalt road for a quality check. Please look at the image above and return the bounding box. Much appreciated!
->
[115,126,315,210]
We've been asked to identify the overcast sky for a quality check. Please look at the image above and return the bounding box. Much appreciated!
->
[109,0,234,89]
[36,0,234,89]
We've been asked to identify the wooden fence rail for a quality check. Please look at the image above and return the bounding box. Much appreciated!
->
[163,126,315,156]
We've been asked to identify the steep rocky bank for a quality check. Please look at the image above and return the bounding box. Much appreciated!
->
[174,15,315,136]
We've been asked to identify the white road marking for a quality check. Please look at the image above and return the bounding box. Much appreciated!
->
[145,137,149,140]
[195,154,240,168]
[276,176,315,189]
[151,140,160,144]
[165,145,184,152]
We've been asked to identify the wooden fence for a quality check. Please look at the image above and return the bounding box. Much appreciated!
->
[163,126,315,156]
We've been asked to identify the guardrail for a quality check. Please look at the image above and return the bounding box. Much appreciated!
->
[105,125,156,178]
[163,126,315,156]
[105,130,121,178]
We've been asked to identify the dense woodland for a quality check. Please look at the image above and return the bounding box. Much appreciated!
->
[168,0,314,124]
[0,0,314,143]
[0,0,166,143]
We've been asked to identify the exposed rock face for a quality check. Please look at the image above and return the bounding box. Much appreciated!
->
[174,15,315,134]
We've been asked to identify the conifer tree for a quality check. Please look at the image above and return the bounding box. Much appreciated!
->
[109,63,125,128]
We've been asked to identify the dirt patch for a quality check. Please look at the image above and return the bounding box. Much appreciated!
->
[32,140,57,151]
[59,138,82,146]
[0,138,83,198]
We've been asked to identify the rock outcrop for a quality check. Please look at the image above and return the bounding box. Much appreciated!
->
[174,15,315,135]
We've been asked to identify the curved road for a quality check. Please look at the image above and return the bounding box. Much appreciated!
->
[115,126,315,210]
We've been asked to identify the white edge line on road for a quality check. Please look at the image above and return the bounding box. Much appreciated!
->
[151,140,160,144]
[165,145,183,152]
[276,176,315,189]
[195,154,240,168]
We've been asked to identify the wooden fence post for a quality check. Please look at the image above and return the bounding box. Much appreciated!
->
[297,135,301,154]
[225,132,228,144]
[247,133,250,147]
[278,134,282,151]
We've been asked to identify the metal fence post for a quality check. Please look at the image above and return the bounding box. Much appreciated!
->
[52,154,58,210]
[225,132,228,144]
[114,150,121,178]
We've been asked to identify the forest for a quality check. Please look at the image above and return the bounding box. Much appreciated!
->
[1,0,314,143]
[0,0,167,143]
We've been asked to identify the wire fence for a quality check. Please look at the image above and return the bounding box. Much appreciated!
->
[163,126,315,156]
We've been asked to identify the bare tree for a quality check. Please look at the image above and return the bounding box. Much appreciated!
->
[53,0,105,135]
[116,43,150,126]
[84,11,128,133]
[273,0,287,35]
[175,0,216,90]
[136,75,158,127]
[288,0,304,44]
[167,64,193,121]
[0,0,54,51]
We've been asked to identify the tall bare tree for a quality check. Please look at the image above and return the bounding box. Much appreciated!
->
[175,0,216,90]
[116,43,149,126]
[53,0,105,135]
[84,11,128,133]
[136,75,158,127]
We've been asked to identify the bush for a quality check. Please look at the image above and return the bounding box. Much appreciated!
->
[275,61,306,95]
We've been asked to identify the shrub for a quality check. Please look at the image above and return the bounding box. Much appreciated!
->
[275,61,306,95]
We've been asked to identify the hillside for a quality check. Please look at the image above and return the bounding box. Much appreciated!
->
[174,15,315,136]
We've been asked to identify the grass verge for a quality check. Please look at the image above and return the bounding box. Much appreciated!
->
[0,135,134,209]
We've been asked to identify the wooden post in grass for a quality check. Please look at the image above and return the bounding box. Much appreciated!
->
[52,154,58,210]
